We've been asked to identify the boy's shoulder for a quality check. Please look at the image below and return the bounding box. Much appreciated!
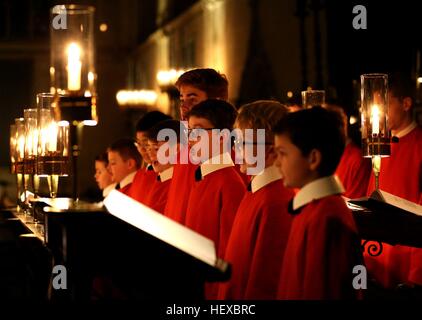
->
[205,166,245,183]
[304,194,350,220]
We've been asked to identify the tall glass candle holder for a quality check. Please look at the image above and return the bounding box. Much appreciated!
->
[37,93,70,198]
[50,4,98,201]
[50,4,97,123]
[15,118,26,212]
[10,123,21,212]
[23,108,39,211]
[10,124,17,174]
[360,73,391,190]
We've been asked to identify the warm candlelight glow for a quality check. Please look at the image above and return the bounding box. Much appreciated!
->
[47,121,58,152]
[116,90,158,107]
[67,43,82,91]
[371,104,380,135]
[18,135,25,159]
[156,69,185,87]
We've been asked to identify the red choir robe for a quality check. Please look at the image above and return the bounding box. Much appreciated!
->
[277,176,362,300]
[164,162,197,224]
[336,141,371,199]
[143,167,173,214]
[185,153,246,299]
[127,165,156,204]
[218,166,294,300]
[365,124,422,288]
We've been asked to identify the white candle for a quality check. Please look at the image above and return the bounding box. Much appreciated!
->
[67,43,82,91]
[371,104,380,135]
[48,122,58,152]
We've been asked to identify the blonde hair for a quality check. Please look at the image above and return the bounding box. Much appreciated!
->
[236,100,289,142]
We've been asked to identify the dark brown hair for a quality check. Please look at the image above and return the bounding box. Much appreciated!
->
[175,68,229,100]
[108,138,142,169]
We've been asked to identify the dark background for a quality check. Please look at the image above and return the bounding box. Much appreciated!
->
[0,0,420,197]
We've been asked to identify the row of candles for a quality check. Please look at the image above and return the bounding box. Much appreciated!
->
[9,93,70,211]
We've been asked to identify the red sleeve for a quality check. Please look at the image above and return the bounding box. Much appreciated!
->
[217,184,245,259]
[346,155,371,199]
[245,204,291,299]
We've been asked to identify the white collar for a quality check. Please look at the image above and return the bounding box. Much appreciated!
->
[158,166,174,182]
[201,152,234,178]
[120,171,136,189]
[103,183,117,198]
[393,121,418,138]
[250,165,282,193]
[293,175,345,211]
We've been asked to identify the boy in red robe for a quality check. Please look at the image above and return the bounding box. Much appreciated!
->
[107,138,142,196]
[129,111,172,203]
[218,100,294,300]
[274,107,363,299]
[143,120,183,213]
[365,74,422,290]
[326,104,372,199]
[185,99,246,299]
[164,68,231,224]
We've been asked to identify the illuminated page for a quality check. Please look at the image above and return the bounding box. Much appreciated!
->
[104,190,217,266]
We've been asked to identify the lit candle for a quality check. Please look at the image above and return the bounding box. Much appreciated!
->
[48,122,58,152]
[371,104,380,135]
[18,136,25,159]
[67,43,82,91]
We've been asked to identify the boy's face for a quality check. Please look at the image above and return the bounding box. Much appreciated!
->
[387,91,411,132]
[136,131,151,164]
[274,134,313,188]
[179,85,208,120]
[146,139,173,173]
[108,151,135,183]
[188,116,216,162]
[234,126,273,175]
[94,160,114,190]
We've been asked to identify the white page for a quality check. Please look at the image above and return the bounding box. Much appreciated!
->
[374,190,422,216]
[104,190,217,266]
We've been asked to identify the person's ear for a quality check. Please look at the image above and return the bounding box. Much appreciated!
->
[402,97,412,112]
[308,149,322,172]
[266,145,277,163]
[127,158,136,170]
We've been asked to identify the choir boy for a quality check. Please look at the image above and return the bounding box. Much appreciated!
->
[107,138,142,196]
[185,99,246,299]
[218,100,294,300]
[274,107,363,299]
[129,111,172,203]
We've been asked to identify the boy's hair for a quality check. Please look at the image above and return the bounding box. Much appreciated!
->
[236,100,289,142]
[175,68,229,100]
[95,152,109,165]
[186,99,238,131]
[145,119,186,145]
[108,138,142,169]
[273,106,345,177]
[135,111,173,133]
